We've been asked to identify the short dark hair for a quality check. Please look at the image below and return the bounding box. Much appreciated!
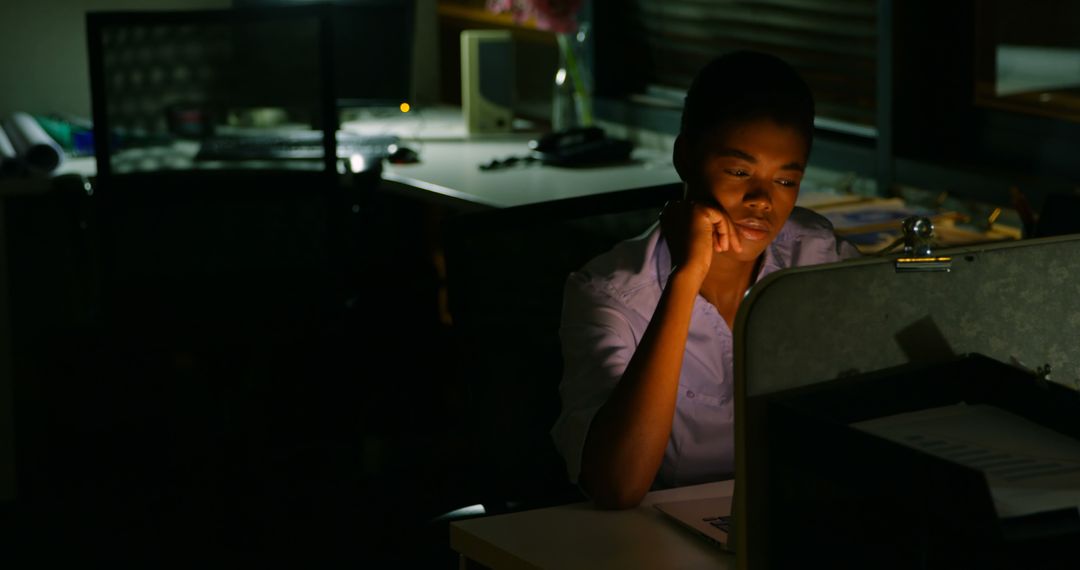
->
[680,51,815,148]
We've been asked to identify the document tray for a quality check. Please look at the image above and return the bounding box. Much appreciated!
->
[759,353,1080,570]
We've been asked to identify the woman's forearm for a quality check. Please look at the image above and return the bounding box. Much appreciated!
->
[579,267,705,508]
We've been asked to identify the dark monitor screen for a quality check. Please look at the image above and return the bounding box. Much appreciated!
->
[235,0,415,108]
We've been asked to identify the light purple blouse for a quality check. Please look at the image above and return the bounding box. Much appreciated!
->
[551,206,860,490]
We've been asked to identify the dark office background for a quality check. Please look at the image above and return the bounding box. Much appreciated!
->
[2,0,1080,566]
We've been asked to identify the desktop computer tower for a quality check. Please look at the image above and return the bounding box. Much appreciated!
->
[460,30,514,134]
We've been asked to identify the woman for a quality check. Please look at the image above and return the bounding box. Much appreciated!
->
[551,51,860,509]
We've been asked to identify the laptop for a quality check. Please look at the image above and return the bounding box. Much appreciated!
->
[654,494,734,550]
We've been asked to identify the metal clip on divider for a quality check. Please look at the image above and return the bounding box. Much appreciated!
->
[893,216,953,273]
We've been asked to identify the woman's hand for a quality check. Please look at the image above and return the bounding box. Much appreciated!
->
[659,200,743,277]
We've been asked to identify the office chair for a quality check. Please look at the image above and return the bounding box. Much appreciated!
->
[94,169,352,338]
[441,182,682,515]
[43,9,389,559]
[85,7,361,338]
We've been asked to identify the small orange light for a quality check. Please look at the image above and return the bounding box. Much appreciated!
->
[399,102,411,113]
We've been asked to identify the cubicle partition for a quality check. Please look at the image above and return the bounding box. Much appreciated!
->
[734,234,1080,569]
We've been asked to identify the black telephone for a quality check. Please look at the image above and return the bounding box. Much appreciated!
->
[528,126,633,167]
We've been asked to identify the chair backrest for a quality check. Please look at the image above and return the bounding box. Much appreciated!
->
[442,182,681,511]
[85,7,364,341]
[94,169,352,342]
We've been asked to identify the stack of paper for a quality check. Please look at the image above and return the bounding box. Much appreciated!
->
[853,403,1080,519]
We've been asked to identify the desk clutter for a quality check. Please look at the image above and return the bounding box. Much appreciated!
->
[194,130,400,162]
[478,126,634,170]
[803,188,1024,254]
[813,196,1022,253]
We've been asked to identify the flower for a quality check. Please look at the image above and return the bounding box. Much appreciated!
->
[486,0,584,34]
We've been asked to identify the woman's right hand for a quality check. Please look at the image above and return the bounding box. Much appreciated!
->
[659,200,743,278]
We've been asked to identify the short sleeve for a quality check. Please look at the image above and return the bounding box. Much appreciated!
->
[550,272,639,484]
[783,206,864,264]
[836,235,862,260]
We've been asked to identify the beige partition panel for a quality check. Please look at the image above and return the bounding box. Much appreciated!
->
[741,235,1080,396]
[732,233,1080,568]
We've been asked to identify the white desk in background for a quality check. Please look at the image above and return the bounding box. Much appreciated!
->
[346,106,680,210]
[449,480,735,570]
[379,138,680,211]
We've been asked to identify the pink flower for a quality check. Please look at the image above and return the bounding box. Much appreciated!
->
[487,0,584,34]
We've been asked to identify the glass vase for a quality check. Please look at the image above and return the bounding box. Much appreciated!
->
[552,23,593,132]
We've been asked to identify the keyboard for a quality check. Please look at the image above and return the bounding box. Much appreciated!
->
[196,131,400,161]
[703,515,731,533]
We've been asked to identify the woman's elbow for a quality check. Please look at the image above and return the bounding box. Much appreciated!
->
[582,476,648,510]
[592,489,646,510]
[578,439,655,509]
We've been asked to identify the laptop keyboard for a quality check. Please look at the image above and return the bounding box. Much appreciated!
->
[196,131,400,161]
[703,515,731,533]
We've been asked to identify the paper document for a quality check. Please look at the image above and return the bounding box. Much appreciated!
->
[853,403,1080,518]
[795,191,867,210]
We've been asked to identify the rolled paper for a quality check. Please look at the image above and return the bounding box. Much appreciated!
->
[0,124,18,175]
[3,112,64,174]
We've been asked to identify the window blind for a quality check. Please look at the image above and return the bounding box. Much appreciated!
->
[595,0,878,132]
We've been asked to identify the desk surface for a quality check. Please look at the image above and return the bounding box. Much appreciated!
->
[381,138,679,210]
[449,480,735,570]
[351,106,679,210]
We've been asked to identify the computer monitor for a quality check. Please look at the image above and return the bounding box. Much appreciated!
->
[87,7,342,176]
[234,0,415,109]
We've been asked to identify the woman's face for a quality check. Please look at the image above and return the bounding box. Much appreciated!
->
[677,118,809,262]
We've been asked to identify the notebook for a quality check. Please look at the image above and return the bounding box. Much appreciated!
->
[654,494,734,550]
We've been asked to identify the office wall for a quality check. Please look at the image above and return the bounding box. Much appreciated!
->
[0,0,438,119]
[412,0,439,104]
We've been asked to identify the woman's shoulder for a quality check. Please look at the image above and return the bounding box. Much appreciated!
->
[778,206,839,239]
[771,206,861,265]
[568,225,664,302]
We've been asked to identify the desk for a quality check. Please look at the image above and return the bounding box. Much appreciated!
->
[449,480,735,570]
[381,138,679,211]
[343,106,680,210]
